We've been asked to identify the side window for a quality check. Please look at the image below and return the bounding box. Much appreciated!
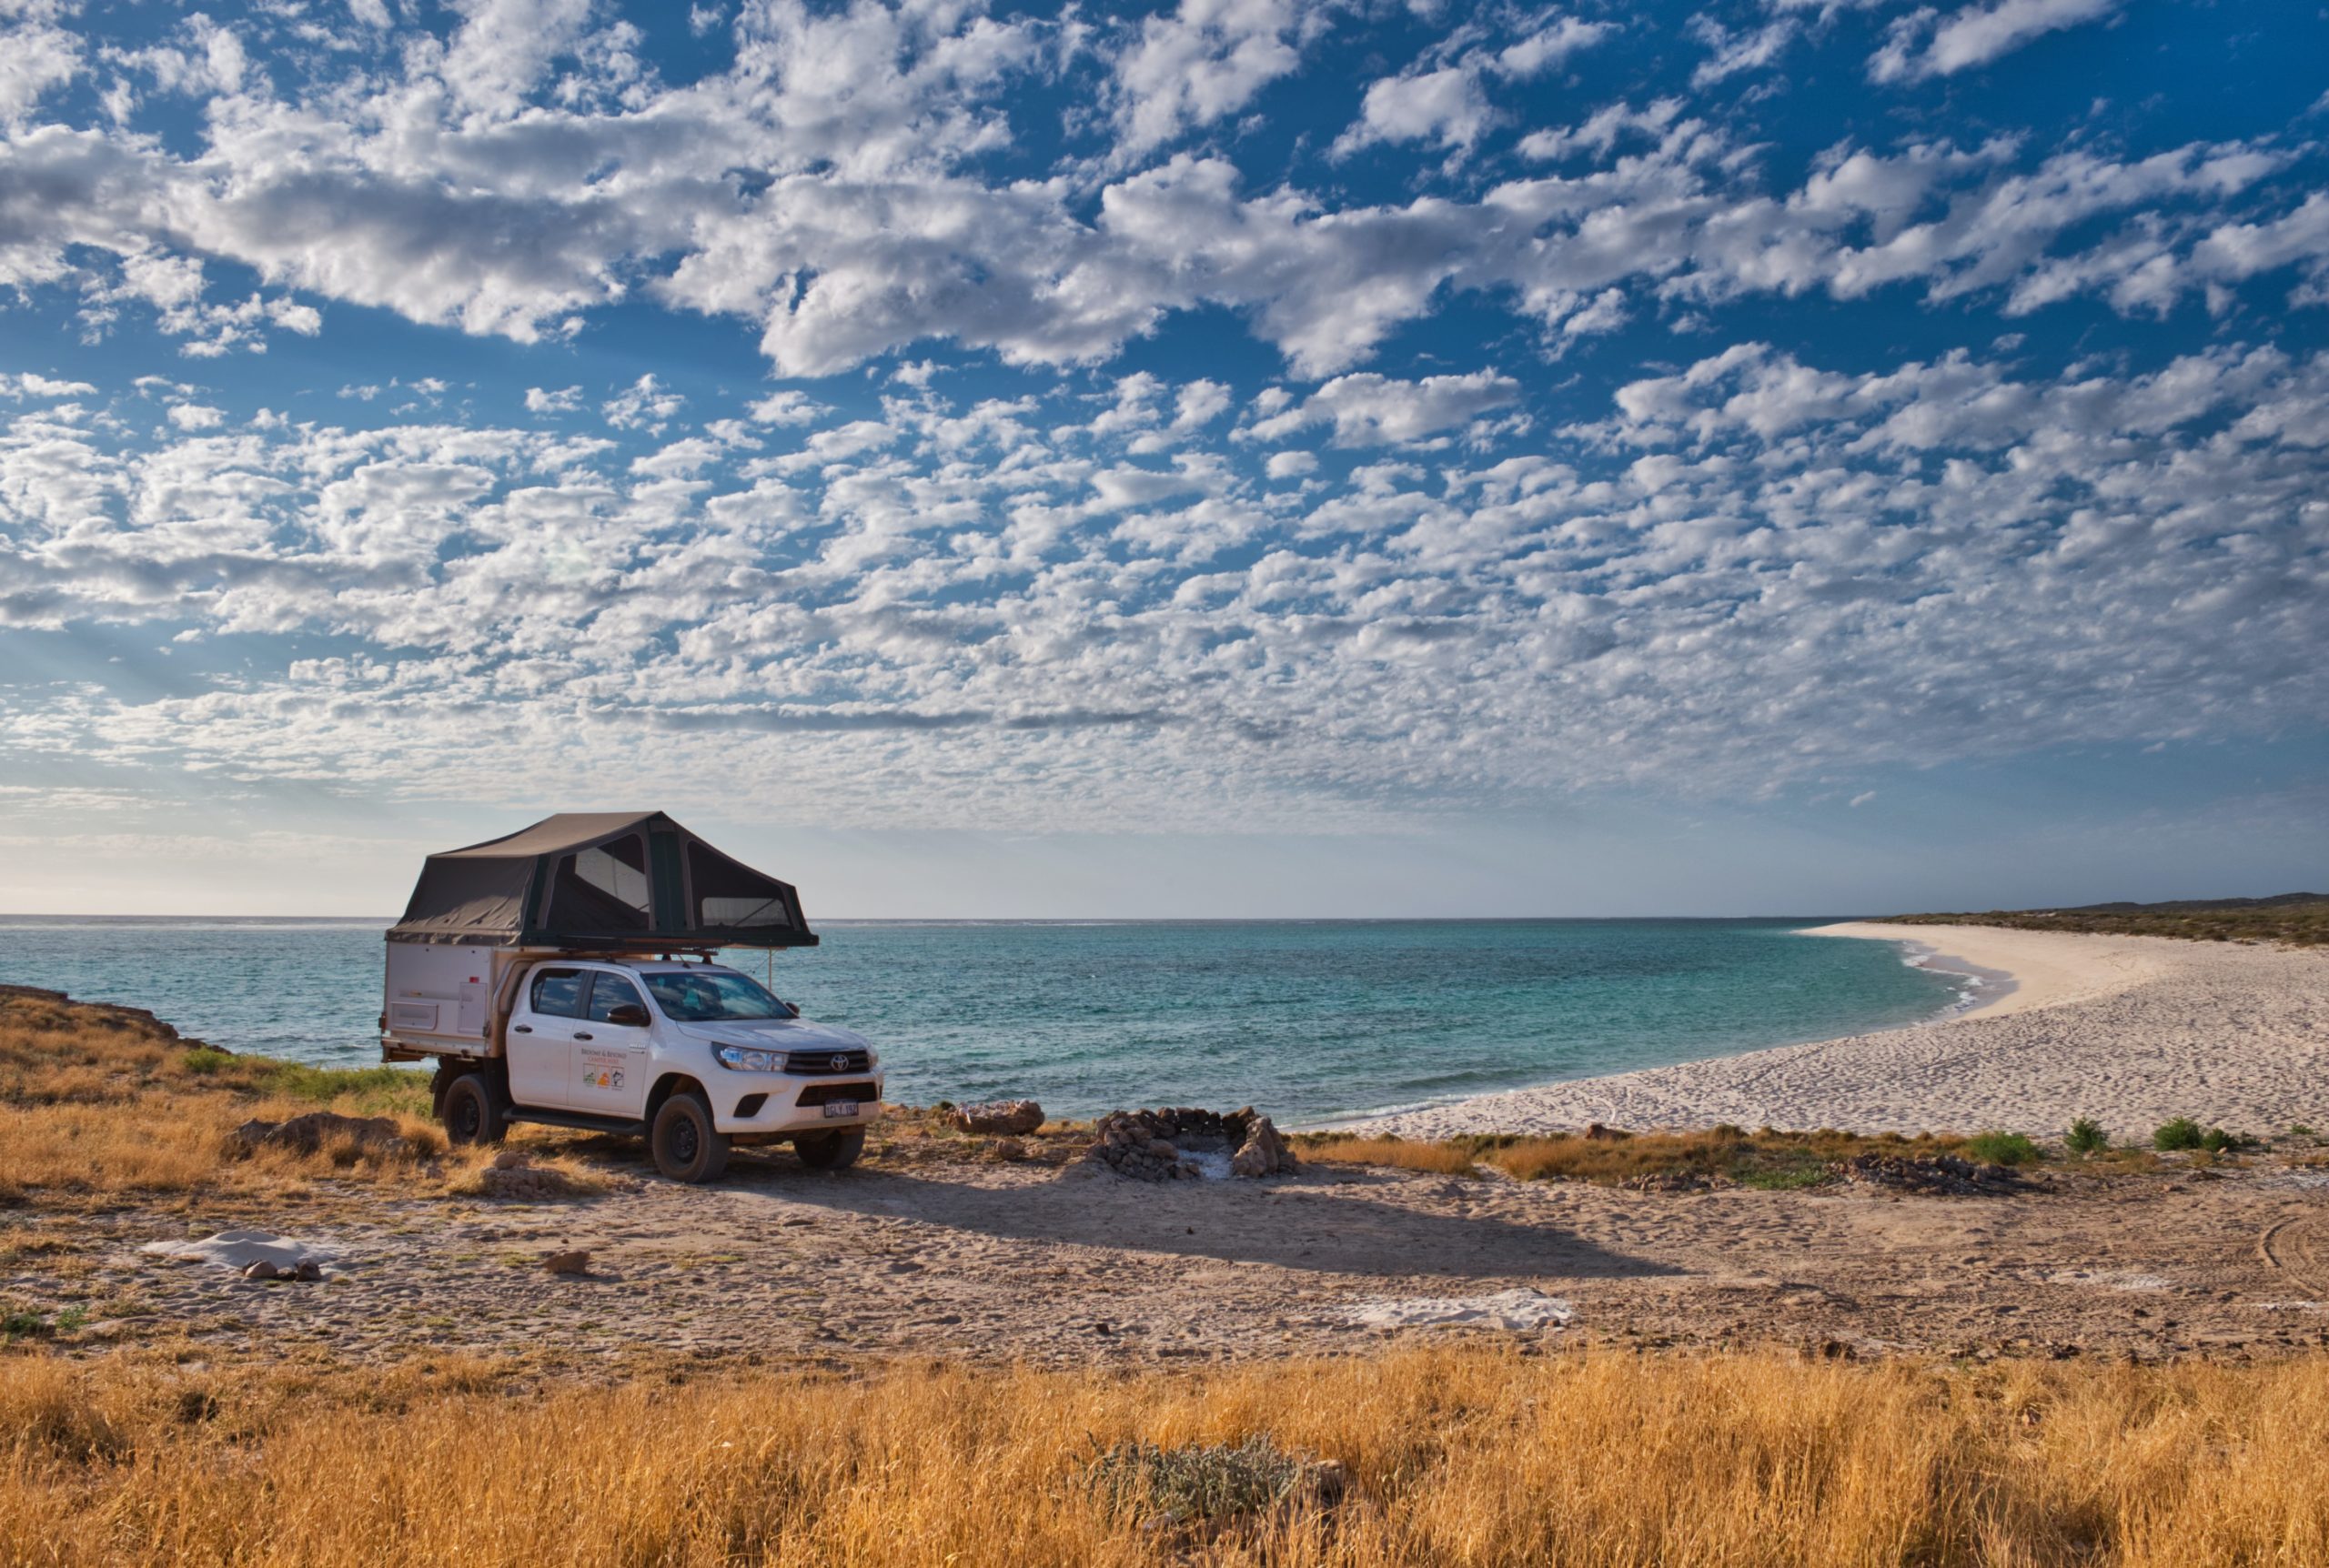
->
[529,968,586,1019]
[586,973,647,1024]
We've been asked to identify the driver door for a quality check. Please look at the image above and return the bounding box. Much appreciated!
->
[571,970,652,1119]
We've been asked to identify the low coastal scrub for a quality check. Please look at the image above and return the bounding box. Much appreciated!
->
[1304,1126,2016,1189]
[1877,892,2329,947]
[5,1348,2329,1565]
[0,987,441,1201]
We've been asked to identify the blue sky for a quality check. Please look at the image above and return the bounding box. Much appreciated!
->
[0,0,2324,917]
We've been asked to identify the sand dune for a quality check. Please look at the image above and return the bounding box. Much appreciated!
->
[1355,926,2329,1142]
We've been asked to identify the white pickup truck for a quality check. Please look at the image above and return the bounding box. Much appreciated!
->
[421,955,881,1181]
[380,811,882,1182]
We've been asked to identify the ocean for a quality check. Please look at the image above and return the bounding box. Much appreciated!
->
[0,917,1964,1126]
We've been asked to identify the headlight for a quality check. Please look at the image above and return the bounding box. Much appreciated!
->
[715,1044,777,1072]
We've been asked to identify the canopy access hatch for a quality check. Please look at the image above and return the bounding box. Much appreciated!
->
[388,811,817,950]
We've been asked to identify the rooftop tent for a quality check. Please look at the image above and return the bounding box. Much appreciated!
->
[389,811,818,950]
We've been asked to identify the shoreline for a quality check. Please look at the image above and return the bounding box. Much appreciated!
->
[1350,924,2329,1141]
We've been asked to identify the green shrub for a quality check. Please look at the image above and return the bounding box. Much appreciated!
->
[1963,1131,2039,1167]
[2153,1118,2203,1151]
[180,1047,233,1075]
[2197,1127,2251,1153]
[2065,1119,2108,1155]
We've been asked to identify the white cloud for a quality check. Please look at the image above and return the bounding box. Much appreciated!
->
[1247,370,1524,447]
[1,371,96,398]
[1689,17,1796,87]
[1110,0,1320,161]
[746,389,825,425]
[1871,0,2122,83]
[602,374,685,431]
[0,0,83,126]
[165,402,224,429]
[1335,66,1495,157]
[526,385,583,414]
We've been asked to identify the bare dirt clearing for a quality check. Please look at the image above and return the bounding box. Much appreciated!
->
[12,1135,2328,1371]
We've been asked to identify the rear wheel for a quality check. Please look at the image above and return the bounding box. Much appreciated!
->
[650,1091,730,1182]
[795,1129,866,1171]
[441,1071,508,1146]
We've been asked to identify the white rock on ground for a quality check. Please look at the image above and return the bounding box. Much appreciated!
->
[1346,1288,1576,1331]
[141,1229,341,1274]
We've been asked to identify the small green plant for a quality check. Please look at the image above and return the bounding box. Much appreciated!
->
[2197,1127,2251,1154]
[180,1047,233,1075]
[1963,1131,2039,1167]
[2153,1118,2204,1151]
[2289,1124,2315,1140]
[52,1305,87,1333]
[2065,1119,2109,1155]
[1,1307,48,1341]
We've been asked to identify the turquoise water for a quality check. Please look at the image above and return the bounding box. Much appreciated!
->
[0,918,1961,1125]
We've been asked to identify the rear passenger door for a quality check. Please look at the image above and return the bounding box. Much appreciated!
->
[571,970,652,1120]
[509,967,584,1110]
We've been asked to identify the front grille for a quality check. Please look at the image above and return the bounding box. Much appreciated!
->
[799,1081,879,1107]
[784,1048,872,1076]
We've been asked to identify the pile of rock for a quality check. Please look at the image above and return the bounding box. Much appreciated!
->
[1071,1106,1300,1181]
[232,1111,408,1159]
[1839,1152,2022,1196]
[950,1099,1045,1135]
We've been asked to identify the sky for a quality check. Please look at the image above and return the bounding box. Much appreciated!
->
[0,0,2324,919]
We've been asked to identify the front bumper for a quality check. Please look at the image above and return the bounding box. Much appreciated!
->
[713,1073,883,1137]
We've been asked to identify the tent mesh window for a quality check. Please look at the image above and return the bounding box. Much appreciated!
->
[689,840,795,930]
[545,834,651,933]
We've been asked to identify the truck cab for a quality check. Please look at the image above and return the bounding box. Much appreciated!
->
[436,958,882,1181]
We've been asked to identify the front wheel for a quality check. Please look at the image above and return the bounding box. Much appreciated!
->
[441,1071,509,1146]
[650,1091,730,1182]
[795,1129,865,1171]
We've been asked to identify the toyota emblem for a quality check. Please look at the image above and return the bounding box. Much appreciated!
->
[829,1052,849,1072]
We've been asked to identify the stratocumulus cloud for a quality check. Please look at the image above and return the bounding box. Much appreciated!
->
[0,0,2322,854]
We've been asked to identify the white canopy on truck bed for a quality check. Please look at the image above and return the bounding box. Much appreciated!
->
[388,811,817,950]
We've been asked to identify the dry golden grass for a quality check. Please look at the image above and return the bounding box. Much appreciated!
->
[3,1347,2327,1565]
[0,989,442,1202]
[439,1146,615,1199]
[1296,1133,1483,1176]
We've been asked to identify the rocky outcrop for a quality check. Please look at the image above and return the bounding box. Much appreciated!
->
[1838,1153,2023,1195]
[232,1111,408,1157]
[950,1100,1045,1135]
[1072,1106,1300,1181]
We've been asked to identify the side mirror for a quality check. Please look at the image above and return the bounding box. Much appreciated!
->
[607,1002,650,1028]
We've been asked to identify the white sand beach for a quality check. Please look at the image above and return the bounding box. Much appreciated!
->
[1355,924,2329,1141]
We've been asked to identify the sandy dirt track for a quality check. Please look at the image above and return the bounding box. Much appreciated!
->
[15,1141,2329,1372]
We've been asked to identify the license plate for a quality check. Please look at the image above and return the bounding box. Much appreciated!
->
[822,1101,858,1120]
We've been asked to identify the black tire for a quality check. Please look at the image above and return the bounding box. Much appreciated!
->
[650,1091,730,1182]
[795,1129,866,1171]
[441,1071,508,1146]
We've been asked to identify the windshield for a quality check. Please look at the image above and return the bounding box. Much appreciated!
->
[641,969,798,1023]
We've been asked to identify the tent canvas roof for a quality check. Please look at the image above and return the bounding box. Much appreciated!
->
[389,811,818,950]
